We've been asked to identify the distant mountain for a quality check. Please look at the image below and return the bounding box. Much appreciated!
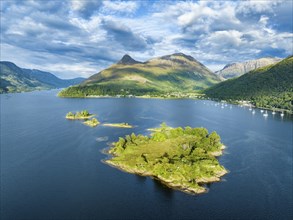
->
[0,61,85,93]
[216,57,282,79]
[206,56,293,112]
[59,53,221,97]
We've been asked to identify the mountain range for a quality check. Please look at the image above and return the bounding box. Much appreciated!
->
[2,54,292,112]
[0,61,85,93]
[216,57,282,79]
[58,53,221,97]
[206,56,293,112]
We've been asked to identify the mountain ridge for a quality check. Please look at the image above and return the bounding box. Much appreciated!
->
[59,53,221,97]
[206,56,293,112]
[216,57,282,79]
[0,61,85,93]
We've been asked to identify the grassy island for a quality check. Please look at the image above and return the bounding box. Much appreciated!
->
[103,123,133,128]
[66,110,94,120]
[105,123,227,194]
[83,118,100,127]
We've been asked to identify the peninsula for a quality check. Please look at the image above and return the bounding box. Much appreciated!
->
[105,123,227,194]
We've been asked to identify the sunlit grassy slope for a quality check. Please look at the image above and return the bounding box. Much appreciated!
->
[58,53,221,97]
[0,61,85,93]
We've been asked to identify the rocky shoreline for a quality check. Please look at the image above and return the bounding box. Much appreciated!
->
[105,144,228,195]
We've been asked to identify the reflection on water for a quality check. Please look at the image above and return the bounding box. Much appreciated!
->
[96,136,109,142]
[152,179,174,199]
[135,175,147,184]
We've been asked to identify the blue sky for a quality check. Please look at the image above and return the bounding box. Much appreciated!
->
[1,0,292,79]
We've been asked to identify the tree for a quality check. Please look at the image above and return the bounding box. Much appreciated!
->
[160,122,168,129]
[208,131,221,148]
[81,110,89,116]
[131,133,136,140]
[152,132,166,142]
[92,118,99,124]
[66,112,74,117]
[192,128,208,137]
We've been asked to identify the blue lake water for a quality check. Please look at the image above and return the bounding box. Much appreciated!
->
[1,90,292,219]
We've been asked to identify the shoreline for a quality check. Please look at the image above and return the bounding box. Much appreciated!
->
[61,96,201,100]
[252,106,291,114]
[60,94,292,114]
[66,114,95,120]
[218,99,292,114]
[83,119,100,127]
[102,123,133,128]
[59,93,204,100]
[104,159,228,195]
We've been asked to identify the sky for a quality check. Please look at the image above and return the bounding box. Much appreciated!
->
[1,0,292,79]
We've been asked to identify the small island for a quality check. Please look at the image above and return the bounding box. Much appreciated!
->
[105,123,227,194]
[147,125,173,132]
[83,118,100,127]
[103,123,133,128]
[66,110,94,120]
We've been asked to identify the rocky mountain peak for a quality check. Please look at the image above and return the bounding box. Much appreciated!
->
[118,54,141,65]
[172,53,195,61]
[216,57,282,79]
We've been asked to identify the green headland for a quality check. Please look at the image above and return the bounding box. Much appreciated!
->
[205,56,293,113]
[105,123,227,194]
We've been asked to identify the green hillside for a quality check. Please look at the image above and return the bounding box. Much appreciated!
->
[0,62,50,93]
[58,53,221,97]
[0,61,84,93]
[205,56,293,112]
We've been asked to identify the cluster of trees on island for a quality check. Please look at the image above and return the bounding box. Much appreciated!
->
[64,110,227,194]
[107,123,227,194]
[65,110,99,127]
[83,118,100,127]
[66,110,92,119]
[65,110,134,128]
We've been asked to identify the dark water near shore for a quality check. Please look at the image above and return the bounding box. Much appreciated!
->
[1,90,292,220]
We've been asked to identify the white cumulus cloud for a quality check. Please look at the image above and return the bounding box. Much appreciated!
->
[102,1,138,14]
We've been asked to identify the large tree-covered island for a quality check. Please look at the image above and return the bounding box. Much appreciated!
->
[105,124,227,194]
